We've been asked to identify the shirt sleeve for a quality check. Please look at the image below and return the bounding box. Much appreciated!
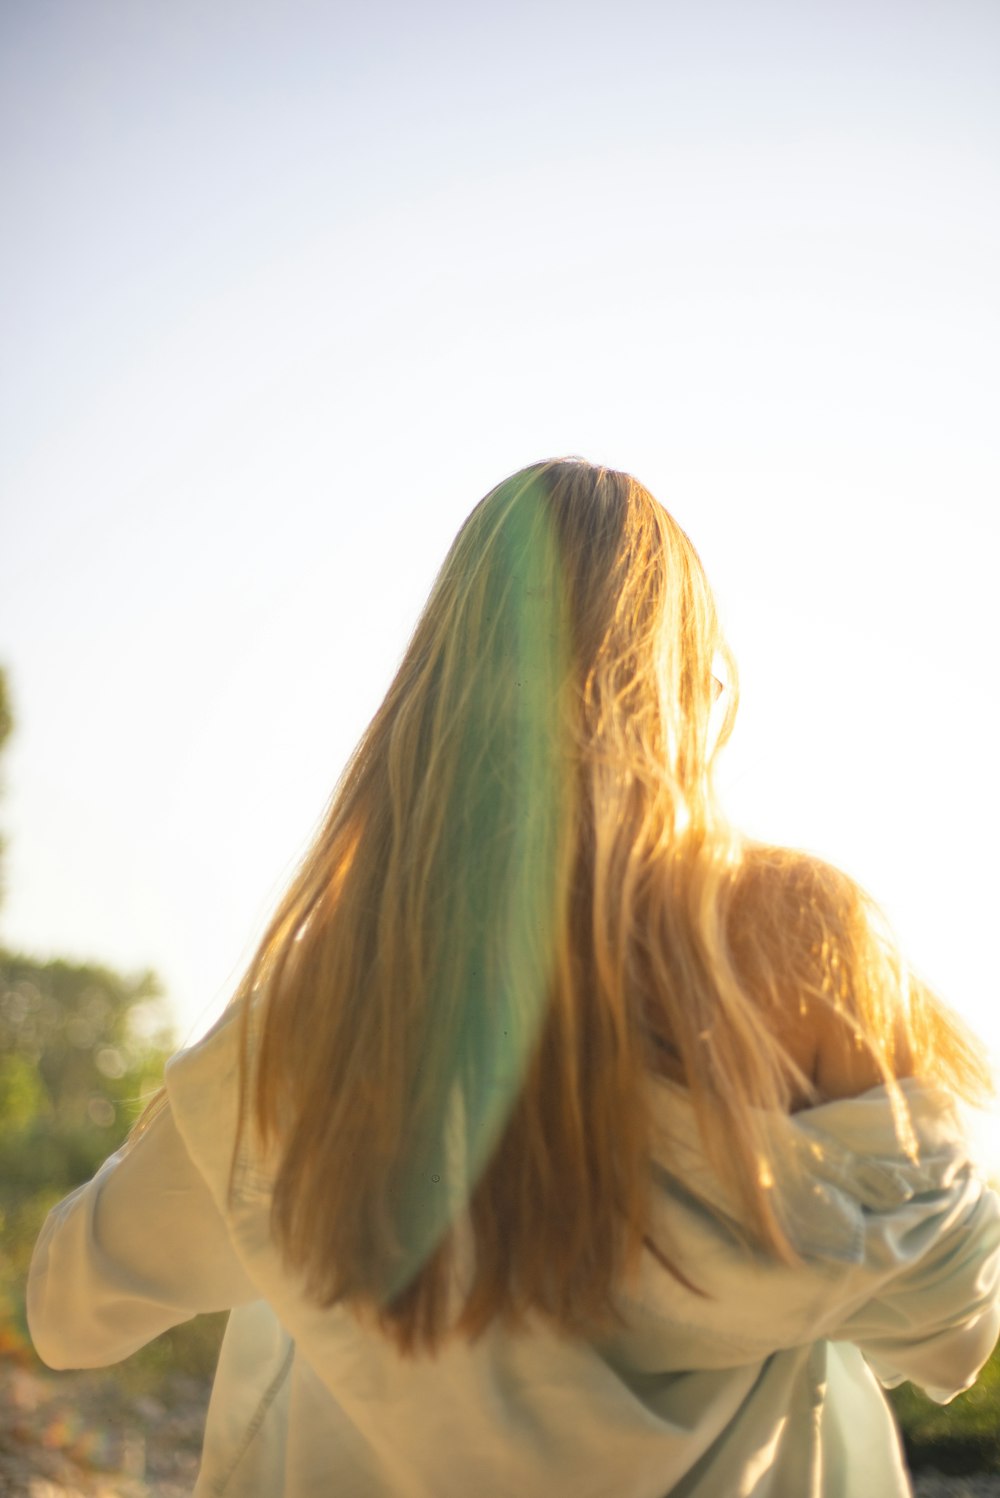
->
[822,1166,1000,1404]
[27,1097,259,1371]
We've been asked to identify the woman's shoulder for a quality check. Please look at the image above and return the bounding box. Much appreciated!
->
[726,841,914,1104]
[163,1001,253,1198]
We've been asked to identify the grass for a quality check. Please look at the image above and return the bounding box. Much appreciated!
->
[889,1345,1000,1474]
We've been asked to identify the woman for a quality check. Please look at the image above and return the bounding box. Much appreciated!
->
[28,459,1000,1496]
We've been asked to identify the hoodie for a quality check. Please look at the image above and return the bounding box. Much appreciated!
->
[27,1005,1000,1497]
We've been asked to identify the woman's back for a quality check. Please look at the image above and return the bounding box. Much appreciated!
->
[27,459,999,1495]
[30,994,998,1497]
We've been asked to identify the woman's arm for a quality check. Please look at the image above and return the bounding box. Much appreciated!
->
[27,1098,258,1370]
[825,1159,1000,1403]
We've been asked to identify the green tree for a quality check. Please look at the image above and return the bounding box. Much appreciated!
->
[0,952,172,1197]
[0,669,11,758]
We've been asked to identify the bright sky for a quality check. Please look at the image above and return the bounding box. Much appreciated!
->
[2,2,997,1161]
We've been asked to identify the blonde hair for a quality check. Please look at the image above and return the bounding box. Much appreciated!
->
[194,460,990,1355]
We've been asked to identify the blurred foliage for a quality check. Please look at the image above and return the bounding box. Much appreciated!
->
[0,950,226,1383]
[0,952,171,1199]
[0,667,12,906]
[0,953,169,1334]
[0,672,11,782]
[890,1347,1000,1473]
[0,671,11,752]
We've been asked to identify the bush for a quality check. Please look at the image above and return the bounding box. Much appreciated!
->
[0,950,226,1385]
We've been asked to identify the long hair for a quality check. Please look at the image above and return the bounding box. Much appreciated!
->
[199,460,989,1355]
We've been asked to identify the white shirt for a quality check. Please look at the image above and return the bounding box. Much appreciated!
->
[27,1006,1000,1497]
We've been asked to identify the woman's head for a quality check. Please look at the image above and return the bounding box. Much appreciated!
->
[408,458,736,817]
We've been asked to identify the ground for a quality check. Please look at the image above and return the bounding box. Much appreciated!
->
[0,1361,997,1496]
[0,1364,204,1497]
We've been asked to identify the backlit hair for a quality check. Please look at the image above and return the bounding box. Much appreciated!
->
[199,460,989,1354]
